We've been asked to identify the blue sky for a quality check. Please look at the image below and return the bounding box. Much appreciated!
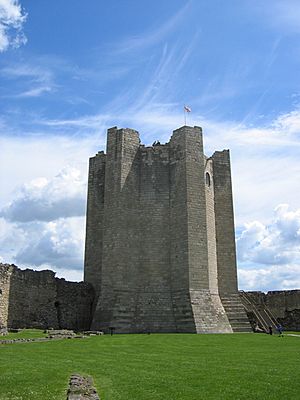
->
[0,0,299,291]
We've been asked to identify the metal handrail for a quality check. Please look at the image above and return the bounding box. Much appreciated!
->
[239,291,278,332]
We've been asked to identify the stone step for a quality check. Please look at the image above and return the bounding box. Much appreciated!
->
[229,319,253,326]
[221,298,247,306]
[224,310,246,315]
[220,296,252,332]
[224,307,246,312]
[229,318,251,325]
[231,326,253,333]
[230,323,252,329]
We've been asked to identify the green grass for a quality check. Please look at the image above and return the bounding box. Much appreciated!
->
[0,332,299,400]
[1,329,48,340]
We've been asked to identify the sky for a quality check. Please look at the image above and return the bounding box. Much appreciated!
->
[0,0,299,291]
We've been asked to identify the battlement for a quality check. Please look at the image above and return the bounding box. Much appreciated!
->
[91,125,204,156]
[171,124,202,137]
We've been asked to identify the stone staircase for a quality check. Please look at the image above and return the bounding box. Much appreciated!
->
[221,293,252,332]
[239,291,279,333]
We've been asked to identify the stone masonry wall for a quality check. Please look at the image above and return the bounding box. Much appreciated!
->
[204,158,218,295]
[0,264,11,328]
[169,126,232,333]
[212,150,238,296]
[88,125,240,333]
[91,127,177,332]
[84,151,106,303]
[243,290,300,331]
[0,263,94,330]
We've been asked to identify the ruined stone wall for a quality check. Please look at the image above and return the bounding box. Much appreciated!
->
[7,266,58,329]
[56,279,94,330]
[0,263,94,330]
[243,290,300,331]
[0,264,12,328]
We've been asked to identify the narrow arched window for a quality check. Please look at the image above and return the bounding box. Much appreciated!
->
[205,172,211,187]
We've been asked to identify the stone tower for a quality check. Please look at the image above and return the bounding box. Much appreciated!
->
[84,125,251,333]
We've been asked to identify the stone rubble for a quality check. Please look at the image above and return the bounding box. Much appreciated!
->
[0,334,87,345]
[67,374,100,400]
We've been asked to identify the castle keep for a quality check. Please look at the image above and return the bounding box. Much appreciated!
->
[84,125,251,333]
[1,125,300,334]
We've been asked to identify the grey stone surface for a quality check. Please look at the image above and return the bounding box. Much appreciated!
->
[240,290,300,331]
[0,263,94,330]
[0,335,87,345]
[84,125,251,333]
[67,374,100,400]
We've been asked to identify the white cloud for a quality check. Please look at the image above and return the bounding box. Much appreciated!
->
[266,0,300,34]
[247,0,300,35]
[237,204,300,265]
[0,63,58,98]
[0,133,104,208]
[238,264,300,292]
[0,133,105,280]
[203,108,300,151]
[1,167,87,222]
[237,204,300,290]
[110,1,192,55]
[14,217,85,271]
[1,63,52,82]
[0,168,87,280]
[42,114,110,130]
[0,0,27,52]
[274,109,300,135]
[45,266,83,282]
[0,216,85,278]
[0,217,27,261]
[16,85,54,98]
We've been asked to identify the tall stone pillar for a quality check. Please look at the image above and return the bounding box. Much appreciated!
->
[212,150,238,295]
[84,151,106,302]
[91,127,141,332]
[170,126,232,333]
[212,150,252,332]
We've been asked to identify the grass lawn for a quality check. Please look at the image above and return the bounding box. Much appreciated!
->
[1,329,48,340]
[0,332,299,400]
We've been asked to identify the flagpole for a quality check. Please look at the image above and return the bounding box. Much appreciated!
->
[184,105,191,126]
